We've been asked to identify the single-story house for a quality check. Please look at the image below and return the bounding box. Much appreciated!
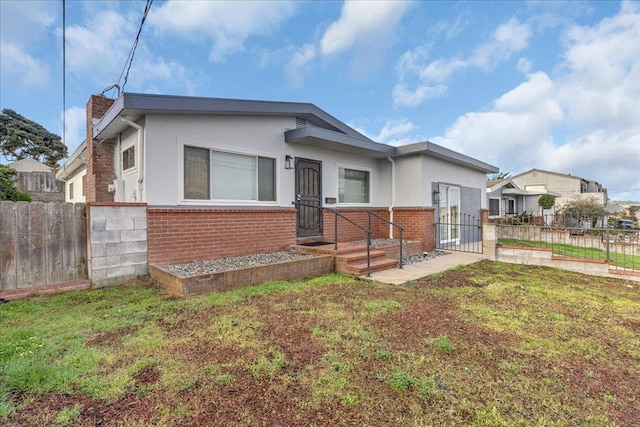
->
[59,93,497,265]
[55,142,87,202]
[487,177,561,218]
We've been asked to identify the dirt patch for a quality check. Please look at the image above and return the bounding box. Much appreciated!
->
[85,325,139,348]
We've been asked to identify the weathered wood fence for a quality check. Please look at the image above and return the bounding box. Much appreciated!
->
[0,202,87,291]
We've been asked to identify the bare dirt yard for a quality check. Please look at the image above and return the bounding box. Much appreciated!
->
[1,261,638,426]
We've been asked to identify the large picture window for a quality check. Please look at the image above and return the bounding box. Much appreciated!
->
[338,167,370,203]
[184,146,276,202]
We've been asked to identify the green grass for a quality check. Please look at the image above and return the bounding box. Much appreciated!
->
[1,265,638,426]
[499,238,640,269]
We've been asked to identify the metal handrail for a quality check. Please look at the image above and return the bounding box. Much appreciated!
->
[293,201,372,276]
[367,211,404,269]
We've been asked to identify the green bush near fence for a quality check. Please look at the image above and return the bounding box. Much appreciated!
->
[499,238,640,270]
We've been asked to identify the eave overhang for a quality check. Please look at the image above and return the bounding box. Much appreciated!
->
[285,126,394,159]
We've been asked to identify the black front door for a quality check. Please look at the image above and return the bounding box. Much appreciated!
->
[295,158,322,238]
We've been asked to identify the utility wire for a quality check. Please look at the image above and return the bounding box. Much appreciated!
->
[117,0,154,93]
[62,0,66,150]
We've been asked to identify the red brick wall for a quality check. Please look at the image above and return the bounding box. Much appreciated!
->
[393,207,436,252]
[147,208,297,265]
[321,208,390,243]
[85,95,116,203]
[480,208,489,224]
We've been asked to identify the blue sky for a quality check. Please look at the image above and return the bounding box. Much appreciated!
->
[1,0,639,200]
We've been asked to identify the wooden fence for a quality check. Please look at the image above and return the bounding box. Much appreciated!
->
[0,202,87,291]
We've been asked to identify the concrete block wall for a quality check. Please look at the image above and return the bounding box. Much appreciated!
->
[88,203,147,287]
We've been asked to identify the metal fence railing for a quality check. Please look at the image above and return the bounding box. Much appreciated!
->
[435,213,483,254]
[494,214,640,272]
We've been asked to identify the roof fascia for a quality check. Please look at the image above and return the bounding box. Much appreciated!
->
[395,141,498,173]
[285,126,394,158]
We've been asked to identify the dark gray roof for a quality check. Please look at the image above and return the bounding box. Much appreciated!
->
[93,93,498,172]
[395,141,499,173]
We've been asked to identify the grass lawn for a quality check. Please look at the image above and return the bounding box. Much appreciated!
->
[499,238,640,270]
[1,261,639,426]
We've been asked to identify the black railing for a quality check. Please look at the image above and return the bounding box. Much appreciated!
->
[368,210,404,269]
[294,201,372,276]
[435,213,483,254]
[293,202,407,276]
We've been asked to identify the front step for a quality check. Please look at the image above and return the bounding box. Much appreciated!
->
[292,242,403,276]
[341,257,399,276]
[335,249,399,276]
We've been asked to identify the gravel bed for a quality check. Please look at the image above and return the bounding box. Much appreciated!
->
[166,251,316,277]
[402,250,450,265]
[351,238,411,247]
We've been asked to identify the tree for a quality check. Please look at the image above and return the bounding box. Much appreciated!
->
[0,165,31,201]
[0,109,67,168]
[488,172,510,181]
[559,196,606,220]
[538,194,555,217]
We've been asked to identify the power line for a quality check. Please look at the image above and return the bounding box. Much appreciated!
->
[62,0,66,150]
[117,0,154,93]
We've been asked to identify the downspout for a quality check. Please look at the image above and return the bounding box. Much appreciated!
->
[121,117,144,202]
[386,156,395,239]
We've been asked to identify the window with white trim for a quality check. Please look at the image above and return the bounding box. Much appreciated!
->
[184,146,276,201]
[122,146,135,171]
[69,182,74,200]
[338,167,370,203]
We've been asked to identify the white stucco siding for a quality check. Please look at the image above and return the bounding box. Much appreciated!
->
[119,126,139,202]
[65,168,86,203]
[394,156,424,207]
[142,114,391,207]
[422,156,488,209]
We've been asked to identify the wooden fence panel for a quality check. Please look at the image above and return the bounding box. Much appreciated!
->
[0,202,18,290]
[0,202,87,292]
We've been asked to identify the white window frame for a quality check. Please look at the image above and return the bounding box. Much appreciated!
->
[178,139,279,206]
[122,145,136,173]
[336,164,372,206]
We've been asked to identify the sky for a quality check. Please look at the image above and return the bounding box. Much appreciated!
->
[1,0,639,201]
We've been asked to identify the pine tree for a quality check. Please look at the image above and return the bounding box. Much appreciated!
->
[0,109,67,168]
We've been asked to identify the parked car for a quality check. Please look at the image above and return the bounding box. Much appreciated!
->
[616,219,635,229]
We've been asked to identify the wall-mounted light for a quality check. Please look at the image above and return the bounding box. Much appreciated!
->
[432,190,440,204]
[285,155,294,170]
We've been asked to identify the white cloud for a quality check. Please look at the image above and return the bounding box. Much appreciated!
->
[0,41,50,88]
[517,57,532,73]
[432,3,640,200]
[65,6,191,94]
[349,117,421,146]
[62,106,86,153]
[320,0,410,56]
[150,0,296,62]
[285,44,316,89]
[394,18,532,107]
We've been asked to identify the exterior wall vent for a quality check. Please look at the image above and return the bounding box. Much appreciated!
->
[296,117,307,128]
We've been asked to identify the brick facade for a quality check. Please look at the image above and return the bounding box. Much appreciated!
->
[392,207,436,252]
[480,208,489,224]
[85,95,116,203]
[321,208,390,243]
[147,207,298,265]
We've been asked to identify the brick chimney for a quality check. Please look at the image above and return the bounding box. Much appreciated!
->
[85,95,116,202]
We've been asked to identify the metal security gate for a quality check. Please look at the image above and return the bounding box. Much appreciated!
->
[295,158,322,238]
[435,213,483,253]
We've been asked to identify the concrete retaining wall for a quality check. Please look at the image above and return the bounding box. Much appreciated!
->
[88,203,148,287]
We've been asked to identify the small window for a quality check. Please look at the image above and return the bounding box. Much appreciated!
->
[338,167,370,203]
[489,198,499,216]
[122,146,135,171]
[82,175,86,197]
[69,182,74,200]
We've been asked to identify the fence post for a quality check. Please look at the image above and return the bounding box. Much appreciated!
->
[606,221,610,264]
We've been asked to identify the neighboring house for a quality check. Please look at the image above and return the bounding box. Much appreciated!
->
[55,142,87,202]
[7,158,65,202]
[510,169,608,210]
[58,93,497,265]
[487,177,561,218]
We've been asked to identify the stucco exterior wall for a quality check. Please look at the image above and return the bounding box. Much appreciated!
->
[142,114,391,208]
[65,168,87,203]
